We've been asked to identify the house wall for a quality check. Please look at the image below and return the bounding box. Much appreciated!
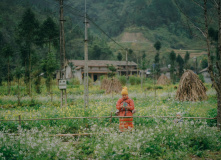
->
[65,66,72,79]
[69,64,138,82]
[74,69,83,84]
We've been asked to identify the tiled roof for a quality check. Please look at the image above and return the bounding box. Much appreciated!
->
[69,60,137,67]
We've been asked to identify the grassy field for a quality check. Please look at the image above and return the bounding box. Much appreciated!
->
[0,80,220,159]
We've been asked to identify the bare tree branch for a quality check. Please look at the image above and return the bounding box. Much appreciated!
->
[211,0,219,8]
[204,0,220,92]
[173,0,206,37]
[218,0,221,89]
[216,61,221,78]
[192,0,204,9]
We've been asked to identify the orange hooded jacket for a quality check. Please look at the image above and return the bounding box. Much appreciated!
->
[116,97,134,116]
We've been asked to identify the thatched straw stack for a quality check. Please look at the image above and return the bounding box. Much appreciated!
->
[101,78,122,94]
[157,74,171,85]
[175,70,207,101]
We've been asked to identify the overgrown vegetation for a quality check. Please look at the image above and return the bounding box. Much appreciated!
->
[0,81,220,159]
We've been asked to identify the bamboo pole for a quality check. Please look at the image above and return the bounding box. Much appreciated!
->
[18,115,21,125]
[51,133,108,137]
[0,115,216,122]
[110,112,112,123]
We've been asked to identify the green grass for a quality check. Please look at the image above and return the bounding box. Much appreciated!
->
[0,81,220,159]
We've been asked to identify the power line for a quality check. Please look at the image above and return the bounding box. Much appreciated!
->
[58,2,126,50]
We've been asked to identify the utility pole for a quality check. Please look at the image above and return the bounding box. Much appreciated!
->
[84,0,89,108]
[141,56,143,89]
[59,0,67,107]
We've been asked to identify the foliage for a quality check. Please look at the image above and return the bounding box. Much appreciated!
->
[32,69,42,94]
[129,76,136,85]
[107,64,117,78]
[201,57,208,69]
[68,78,80,85]
[169,51,177,84]
[129,76,141,85]
[17,8,40,96]
[154,41,161,51]
[117,52,122,61]
[18,8,39,44]
[206,108,217,127]
[198,74,205,83]
[0,80,219,159]
[136,76,141,84]
[154,53,160,77]
[39,17,59,48]
[184,51,190,69]
[176,54,184,77]
[2,44,14,86]
[118,76,127,86]
[208,27,218,42]
[89,41,113,60]
[41,51,58,94]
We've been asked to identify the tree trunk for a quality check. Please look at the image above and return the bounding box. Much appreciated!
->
[29,46,32,98]
[17,78,20,106]
[50,74,53,102]
[7,58,10,95]
[141,70,143,89]
[217,92,221,129]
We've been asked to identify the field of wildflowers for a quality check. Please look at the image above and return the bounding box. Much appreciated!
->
[0,81,220,159]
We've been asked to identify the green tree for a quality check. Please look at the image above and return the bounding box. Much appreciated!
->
[154,41,161,78]
[2,44,13,94]
[107,64,117,78]
[117,52,122,61]
[154,53,160,78]
[89,42,113,60]
[18,8,39,97]
[169,51,176,84]
[154,41,161,52]
[184,51,190,69]
[0,32,6,86]
[201,57,208,69]
[43,52,58,101]
[208,27,219,61]
[39,17,59,51]
[39,17,59,92]
[128,49,134,61]
[140,59,147,89]
[176,54,184,78]
[13,66,24,106]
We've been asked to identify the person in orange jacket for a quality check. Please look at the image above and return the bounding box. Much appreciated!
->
[116,86,135,132]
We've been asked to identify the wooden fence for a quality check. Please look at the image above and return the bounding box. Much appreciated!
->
[0,113,217,125]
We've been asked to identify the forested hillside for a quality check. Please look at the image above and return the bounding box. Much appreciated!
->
[0,0,211,84]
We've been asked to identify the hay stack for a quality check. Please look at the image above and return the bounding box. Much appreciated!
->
[175,70,207,101]
[157,74,171,85]
[101,78,122,94]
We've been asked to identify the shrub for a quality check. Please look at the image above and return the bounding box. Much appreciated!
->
[118,76,127,86]
[136,77,141,84]
[206,108,217,127]
[68,78,80,85]
[198,74,205,83]
[99,75,106,81]
[154,85,163,89]
[129,76,136,85]
[145,85,163,90]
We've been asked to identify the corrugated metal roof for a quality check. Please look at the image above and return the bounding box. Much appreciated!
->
[69,60,137,67]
